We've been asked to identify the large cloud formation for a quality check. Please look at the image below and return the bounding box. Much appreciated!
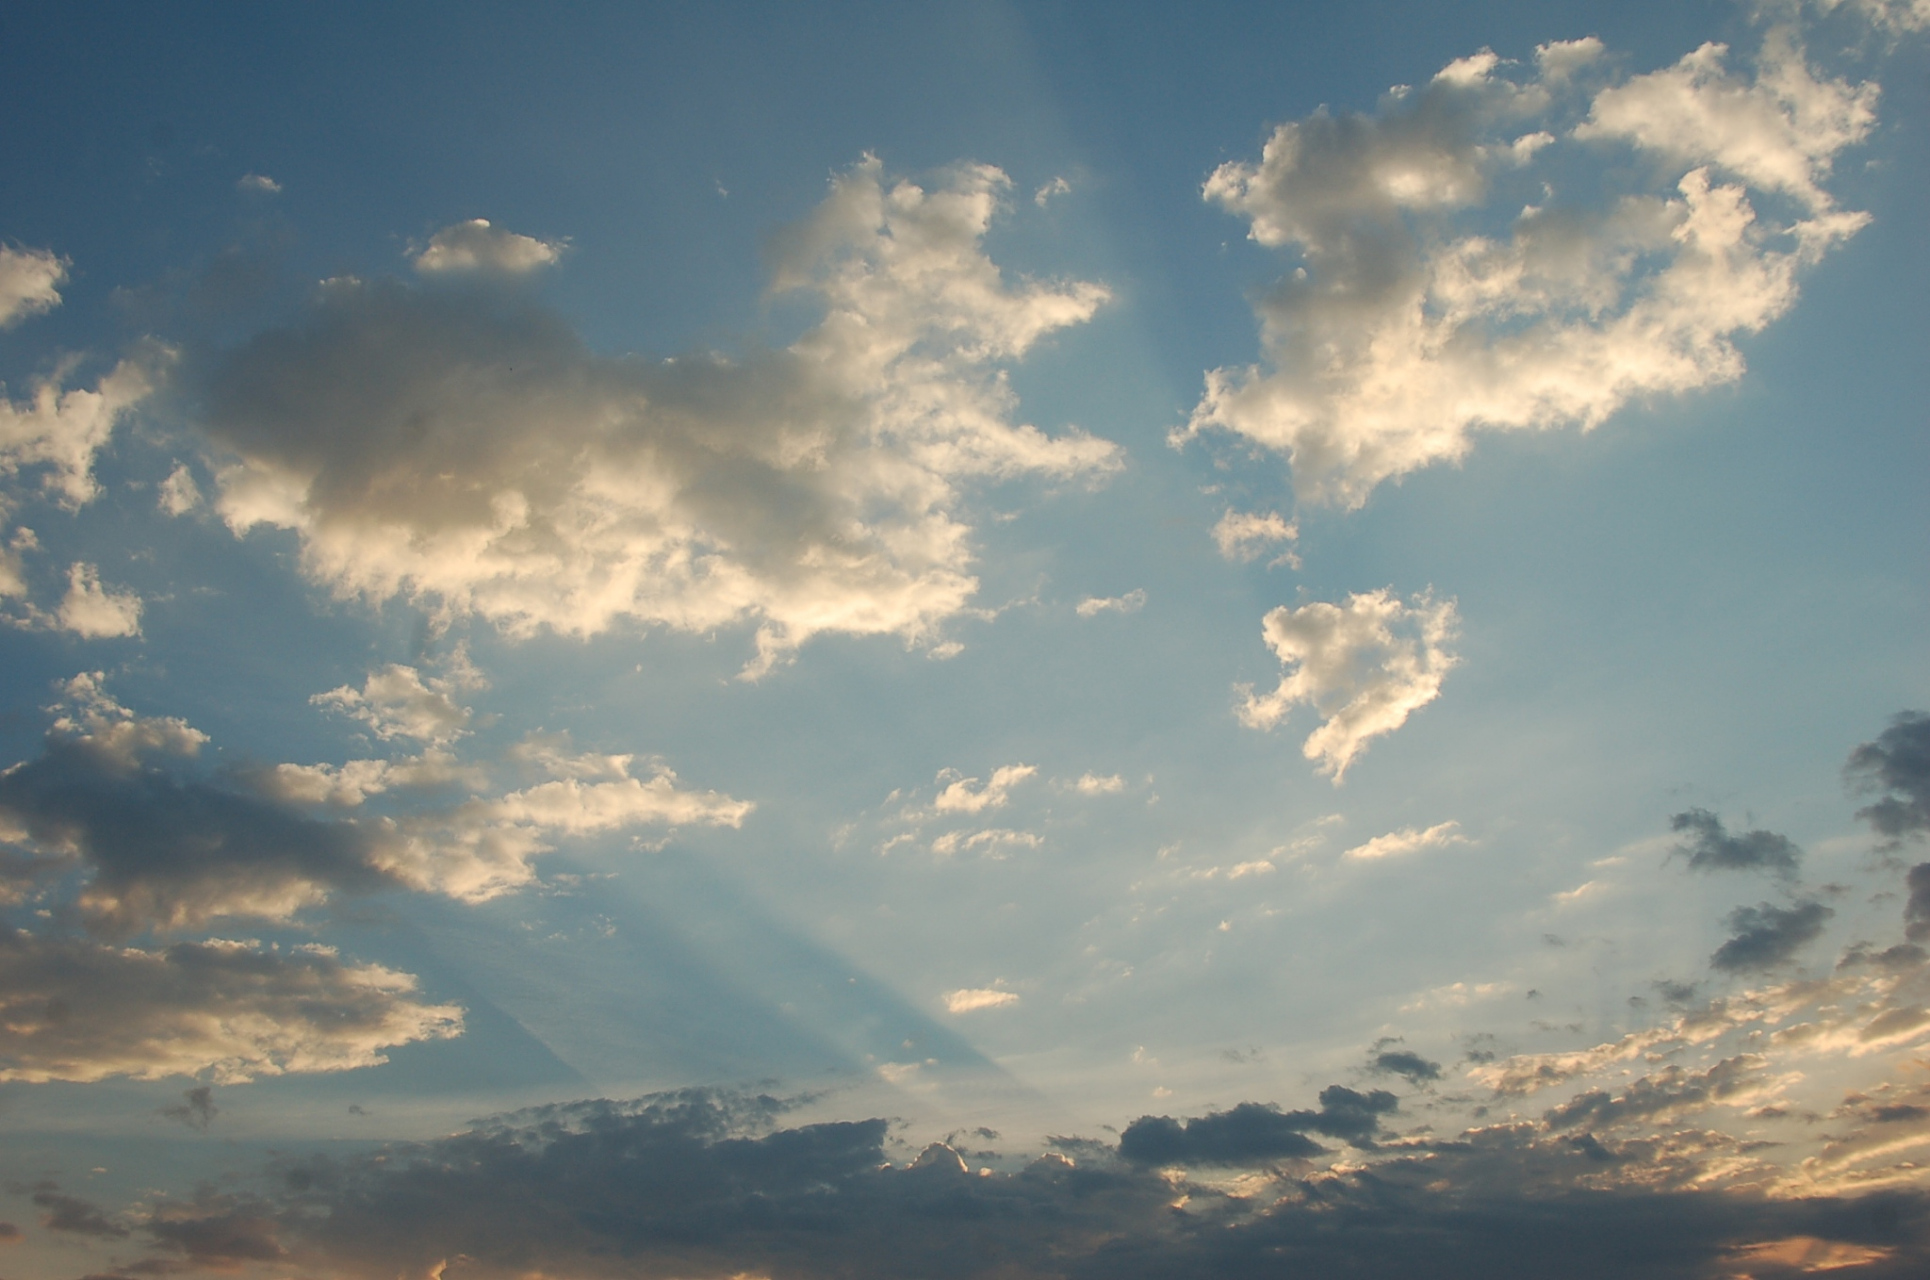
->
[1177,30,1875,507]
[204,159,1116,674]
[1239,588,1458,780]
[85,1088,1930,1280]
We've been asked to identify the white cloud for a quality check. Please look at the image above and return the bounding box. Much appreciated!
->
[411,218,566,275]
[1034,176,1072,206]
[208,159,1116,675]
[1211,510,1298,564]
[1343,820,1467,861]
[933,763,1037,814]
[54,562,142,638]
[157,462,202,515]
[1076,588,1145,618]
[945,987,1019,1013]
[0,244,66,327]
[1177,32,1875,508]
[0,933,461,1083]
[237,173,282,194]
[1,353,159,508]
[313,664,476,745]
[1239,589,1458,781]
[930,827,1041,857]
[1072,772,1125,795]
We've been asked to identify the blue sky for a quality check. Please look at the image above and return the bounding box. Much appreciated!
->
[2,2,1928,1277]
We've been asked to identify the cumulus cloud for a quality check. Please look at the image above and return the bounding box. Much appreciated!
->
[1847,711,1930,841]
[1071,771,1125,795]
[1211,509,1298,563]
[410,219,566,275]
[0,672,749,931]
[1371,1049,1443,1083]
[1711,899,1833,972]
[207,160,1115,674]
[156,462,202,515]
[313,663,476,744]
[0,932,461,1083]
[1075,588,1145,617]
[1239,589,1457,781]
[1119,1089,1400,1166]
[0,244,67,327]
[1344,819,1467,861]
[1,352,159,508]
[1177,32,1875,507]
[51,562,142,638]
[1670,807,1803,877]
[236,173,282,194]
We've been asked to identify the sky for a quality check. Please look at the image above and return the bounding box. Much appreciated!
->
[1,1,1928,1276]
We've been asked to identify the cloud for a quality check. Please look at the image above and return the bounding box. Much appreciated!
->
[1670,808,1803,877]
[1076,588,1145,617]
[1210,509,1298,563]
[1541,1055,1771,1131]
[1711,900,1834,972]
[157,462,202,515]
[0,932,461,1083]
[1343,819,1467,861]
[410,219,565,275]
[0,244,67,327]
[1,352,159,509]
[1120,1088,1400,1166]
[0,672,749,931]
[206,160,1115,675]
[1847,711,1930,841]
[51,562,142,638]
[944,987,1018,1013]
[31,1183,125,1237]
[1904,863,1930,942]
[1239,589,1458,781]
[313,663,476,744]
[1072,771,1125,795]
[236,173,282,194]
[159,1084,218,1129]
[1371,1049,1443,1083]
[932,763,1036,814]
[1177,32,1874,508]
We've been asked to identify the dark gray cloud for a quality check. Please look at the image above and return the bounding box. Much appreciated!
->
[1711,900,1833,972]
[1371,1049,1443,1083]
[1119,1087,1400,1165]
[1847,712,1930,841]
[1542,1056,1765,1132]
[98,1089,1930,1280]
[0,734,393,937]
[1906,863,1930,943]
[159,1085,217,1130]
[1669,809,1802,878]
[31,1183,126,1238]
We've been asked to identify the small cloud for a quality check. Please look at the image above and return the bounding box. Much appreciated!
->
[945,988,1019,1014]
[411,219,566,276]
[1034,177,1072,206]
[54,563,142,638]
[237,173,282,194]
[160,1085,218,1129]
[1076,589,1146,618]
[1212,510,1298,565]
[0,244,67,327]
[1370,1050,1442,1083]
[1669,809,1801,878]
[1343,820,1466,861]
[157,462,202,516]
[933,764,1036,814]
[1072,772,1124,795]
[1846,711,1930,842]
[1711,900,1833,972]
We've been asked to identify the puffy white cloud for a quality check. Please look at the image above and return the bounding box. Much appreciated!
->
[1211,510,1298,563]
[410,218,566,275]
[157,463,202,515]
[53,562,142,638]
[0,244,66,327]
[932,763,1036,814]
[944,987,1019,1013]
[1239,589,1458,781]
[1343,819,1467,861]
[1072,771,1125,795]
[1075,588,1145,618]
[0,932,461,1083]
[1,354,158,508]
[313,663,477,745]
[206,159,1115,675]
[1179,32,1875,508]
[236,173,282,194]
